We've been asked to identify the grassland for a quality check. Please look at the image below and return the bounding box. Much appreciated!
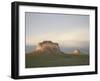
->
[25,52,89,68]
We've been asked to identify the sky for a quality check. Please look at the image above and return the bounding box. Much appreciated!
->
[25,12,89,53]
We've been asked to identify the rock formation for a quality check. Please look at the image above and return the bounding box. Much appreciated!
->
[72,49,80,55]
[35,41,61,54]
[33,40,80,56]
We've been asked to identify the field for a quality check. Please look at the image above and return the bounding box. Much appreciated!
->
[25,52,89,68]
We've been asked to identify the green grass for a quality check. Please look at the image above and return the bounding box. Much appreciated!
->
[25,52,89,68]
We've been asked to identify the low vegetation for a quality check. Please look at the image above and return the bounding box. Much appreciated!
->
[25,52,89,68]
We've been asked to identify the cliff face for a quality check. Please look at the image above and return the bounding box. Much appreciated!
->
[35,41,61,54]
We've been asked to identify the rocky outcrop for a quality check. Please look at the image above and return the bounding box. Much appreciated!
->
[33,40,80,56]
[35,41,61,54]
[72,49,80,55]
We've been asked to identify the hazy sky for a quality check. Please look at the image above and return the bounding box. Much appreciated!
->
[25,12,89,50]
